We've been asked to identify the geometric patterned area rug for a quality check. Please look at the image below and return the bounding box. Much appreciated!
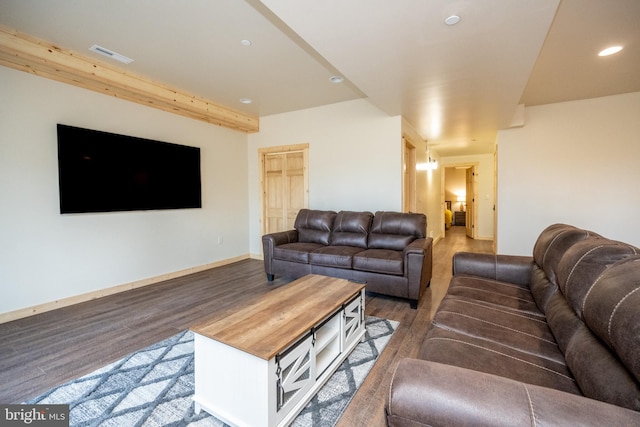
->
[26,316,398,427]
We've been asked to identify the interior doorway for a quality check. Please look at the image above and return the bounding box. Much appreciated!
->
[443,164,477,239]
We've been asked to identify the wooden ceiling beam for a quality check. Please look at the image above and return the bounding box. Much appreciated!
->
[0,26,259,133]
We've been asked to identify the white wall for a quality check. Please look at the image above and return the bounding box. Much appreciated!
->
[444,168,466,203]
[497,92,640,255]
[440,154,495,240]
[0,67,249,314]
[420,165,442,241]
[247,99,402,256]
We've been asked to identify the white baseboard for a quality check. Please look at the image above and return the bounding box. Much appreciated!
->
[0,254,250,324]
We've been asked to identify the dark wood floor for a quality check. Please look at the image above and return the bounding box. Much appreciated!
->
[0,226,492,426]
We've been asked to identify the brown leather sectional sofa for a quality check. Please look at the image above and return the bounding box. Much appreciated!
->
[387,224,640,425]
[262,209,433,308]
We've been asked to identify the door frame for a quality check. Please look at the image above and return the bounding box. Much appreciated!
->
[402,136,417,213]
[465,166,476,238]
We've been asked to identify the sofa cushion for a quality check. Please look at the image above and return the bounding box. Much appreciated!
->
[556,237,639,319]
[419,272,584,394]
[529,225,598,314]
[561,255,640,410]
[308,245,363,269]
[419,326,581,395]
[531,224,597,286]
[430,297,561,359]
[564,321,640,411]
[329,211,372,248]
[272,242,324,263]
[368,211,425,250]
[387,359,640,427]
[294,209,336,245]
[446,275,545,318]
[543,265,640,411]
[583,256,640,382]
[353,249,404,275]
[530,264,557,314]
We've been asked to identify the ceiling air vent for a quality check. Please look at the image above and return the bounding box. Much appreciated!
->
[89,44,134,64]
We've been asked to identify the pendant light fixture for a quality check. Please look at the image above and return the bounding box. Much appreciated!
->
[426,143,438,170]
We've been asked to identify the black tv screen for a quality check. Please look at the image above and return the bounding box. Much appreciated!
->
[57,124,201,214]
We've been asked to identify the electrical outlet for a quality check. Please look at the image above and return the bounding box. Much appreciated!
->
[217,236,223,245]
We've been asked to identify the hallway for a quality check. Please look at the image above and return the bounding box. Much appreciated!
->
[429,225,494,316]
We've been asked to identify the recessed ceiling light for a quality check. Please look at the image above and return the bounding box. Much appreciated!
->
[329,75,344,83]
[445,15,461,26]
[89,44,134,64]
[239,98,253,104]
[241,39,252,47]
[598,46,623,56]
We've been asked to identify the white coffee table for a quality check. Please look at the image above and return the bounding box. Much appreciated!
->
[190,274,366,427]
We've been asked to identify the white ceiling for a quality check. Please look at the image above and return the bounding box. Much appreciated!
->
[1,0,639,157]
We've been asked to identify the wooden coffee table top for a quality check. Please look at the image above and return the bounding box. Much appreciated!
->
[190,274,365,360]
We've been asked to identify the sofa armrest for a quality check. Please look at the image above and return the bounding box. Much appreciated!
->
[404,237,428,255]
[404,237,433,303]
[387,359,640,427]
[261,230,298,276]
[452,252,533,287]
[262,229,299,247]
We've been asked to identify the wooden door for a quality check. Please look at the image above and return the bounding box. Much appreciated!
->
[264,153,285,233]
[261,145,309,235]
[284,151,306,229]
[465,166,475,238]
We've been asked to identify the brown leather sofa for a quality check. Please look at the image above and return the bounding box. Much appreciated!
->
[262,209,432,308]
[387,224,640,425]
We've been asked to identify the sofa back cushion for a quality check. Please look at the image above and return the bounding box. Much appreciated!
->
[556,238,639,319]
[330,211,373,248]
[532,224,598,286]
[546,237,640,410]
[368,211,426,250]
[294,209,337,245]
[583,256,640,388]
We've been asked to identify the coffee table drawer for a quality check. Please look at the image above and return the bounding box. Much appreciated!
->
[276,334,315,419]
[344,293,364,348]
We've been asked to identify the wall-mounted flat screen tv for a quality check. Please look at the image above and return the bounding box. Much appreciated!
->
[57,124,201,214]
